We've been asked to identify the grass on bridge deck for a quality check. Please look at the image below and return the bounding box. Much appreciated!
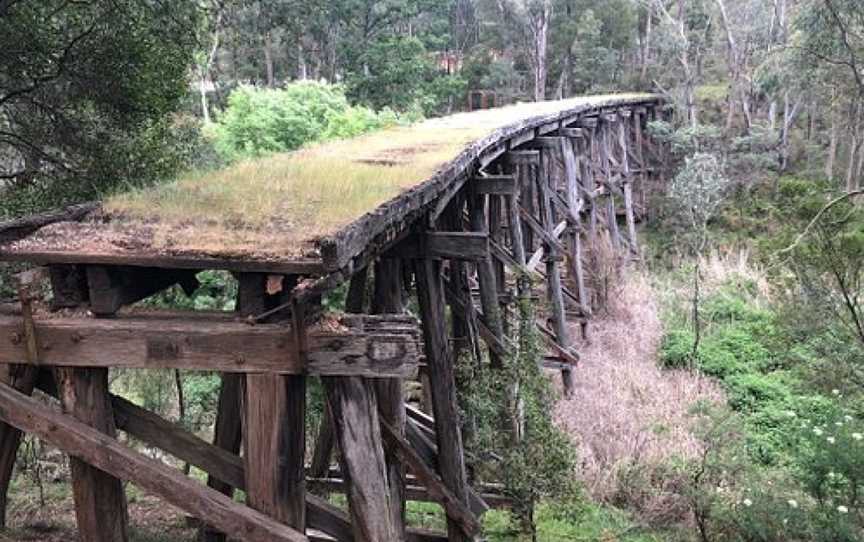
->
[6,93,654,266]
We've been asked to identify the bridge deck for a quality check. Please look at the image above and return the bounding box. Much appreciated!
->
[0,94,658,275]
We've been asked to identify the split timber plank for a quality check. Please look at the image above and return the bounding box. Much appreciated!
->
[0,314,421,377]
[0,382,308,542]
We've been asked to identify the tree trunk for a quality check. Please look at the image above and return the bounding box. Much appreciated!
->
[264,32,275,87]
[827,89,839,179]
[530,2,551,102]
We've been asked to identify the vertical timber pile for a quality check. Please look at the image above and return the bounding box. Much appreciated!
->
[60,265,136,541]
[323,268,400,541]
[559,128,592,341]
[371,258,408,539]
[239,273,306,531]
[414,236,473,542]
[618,110,639,255]
[0,274,40,529]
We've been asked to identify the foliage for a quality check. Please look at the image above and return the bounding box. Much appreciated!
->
[212,82,405,160]
[459,291,578,535]
[346,36,433,112]
[0,0,201,212]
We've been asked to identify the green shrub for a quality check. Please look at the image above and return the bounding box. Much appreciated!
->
[212,82,405,161]
[659,328,696,369]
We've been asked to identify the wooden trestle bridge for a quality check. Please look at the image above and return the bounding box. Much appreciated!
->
[0,94,664,542]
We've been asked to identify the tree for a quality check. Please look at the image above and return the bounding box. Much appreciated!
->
[0,0,200,213]
[667,152,730,358]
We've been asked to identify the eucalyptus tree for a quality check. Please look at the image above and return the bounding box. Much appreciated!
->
[0,0,200,214]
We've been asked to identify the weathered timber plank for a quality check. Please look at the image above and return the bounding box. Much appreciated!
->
[473,175,517,196]
[0,314,420,377]
[244,374,306,528]
[389,232,489,261]
[239,273,307,532]
[112,394,244,489]
[0,202,99,244]
[0,382,308,542]
[0,249,327,276]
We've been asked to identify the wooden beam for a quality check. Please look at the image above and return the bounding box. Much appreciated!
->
[86,265,200,316]
[0,313,421,377]
[372,258,408,540]
[0,249,327,276]
[473,175,517,196]
[308,478,513,509]
[413,255,471,542]
[111,393,245,490]
[201,372,243,542]
[0,382,308,542]
[389,232,489,261]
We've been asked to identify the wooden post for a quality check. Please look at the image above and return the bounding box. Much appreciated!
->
[310,267,369,485]
[600,117,622,250]
[203,375,243,493]
[538,148,575,398]
[321,265,401,541]
[239,273,306,531]
[619,111,639,255]
[580,118,599,240]
[372,258,407,540]
[56,366,129,542]
[52,268,131,542]
[413,254,472,542]
[560,133,590,317]
[323,376,398,542]
[0,273,42,529]
[468,187,505,368]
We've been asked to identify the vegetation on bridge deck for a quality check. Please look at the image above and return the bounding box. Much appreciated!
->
[4,94,654,267]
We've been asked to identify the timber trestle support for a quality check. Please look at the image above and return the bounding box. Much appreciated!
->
[0,97,664,541]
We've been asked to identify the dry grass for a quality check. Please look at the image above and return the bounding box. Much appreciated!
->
[105,94,653,257]
[554,271,725,521]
